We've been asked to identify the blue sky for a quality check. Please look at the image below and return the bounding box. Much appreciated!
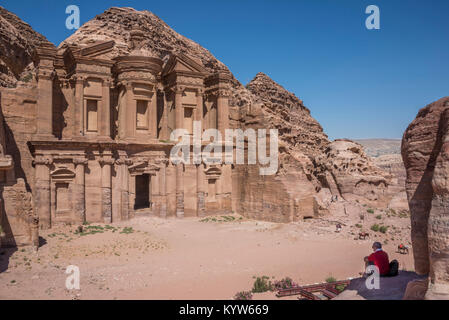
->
[2,0,448,140]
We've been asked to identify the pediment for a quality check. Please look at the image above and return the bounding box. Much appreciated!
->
[74,40,115,58]
[162,53,208,76]
[51,168,76,181]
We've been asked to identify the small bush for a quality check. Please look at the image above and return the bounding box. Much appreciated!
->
[273,277,297,290]
[355,224,362,228]
[367,209,375,214]
[325,276,336,283]
[379,226,389,234]
[234,291,253,300]
[252,276,273,293]
[335,284,346,292]
[375,215,382,220]
[371,224,380,232]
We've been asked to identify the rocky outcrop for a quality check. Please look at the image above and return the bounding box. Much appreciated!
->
[0,7,43,247]
[315,139,396,206]
[0,6,50,87]
[246,72,329,158]
[402,96,449,299]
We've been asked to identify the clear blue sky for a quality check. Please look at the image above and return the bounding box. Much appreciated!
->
[2,0,448,140]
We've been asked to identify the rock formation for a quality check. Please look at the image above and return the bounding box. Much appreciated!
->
[402,96,449,299]
[0,6,50,87]
[315,139,397,206]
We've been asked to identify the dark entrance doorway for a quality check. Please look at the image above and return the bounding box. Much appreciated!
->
[135,174,150,210]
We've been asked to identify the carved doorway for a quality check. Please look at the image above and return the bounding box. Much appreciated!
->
[135,174,151,210]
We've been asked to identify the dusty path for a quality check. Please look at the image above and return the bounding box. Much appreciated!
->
[0,215,414,300]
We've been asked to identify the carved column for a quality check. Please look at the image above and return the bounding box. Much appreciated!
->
[116,155,131,221]
[176,163,184,218]
[120,81,136,139]
[197,164,205,217]
[100,155,114,223]
[175,86,184,130]
[195,89,204,126]
[161,90,171,140]
[74,76,85,136]
[159,159,168,218]
[36,70,55,138]
[73,157,87,224]
[34,156,52,229]
[150,88,158,139]
[174,86,185,218]
[101,79,112,138]
[217,89,230,138]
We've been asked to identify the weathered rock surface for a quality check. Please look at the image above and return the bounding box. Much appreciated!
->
[315,139,397,207]
[0,6,50,87]
[402,96,449,299]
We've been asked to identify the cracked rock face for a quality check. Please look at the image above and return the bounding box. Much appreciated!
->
[402,96,449,299]
[0,6,50,87]
[315,139,393,204]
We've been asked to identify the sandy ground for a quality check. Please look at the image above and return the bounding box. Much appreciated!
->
[0,204,414,300]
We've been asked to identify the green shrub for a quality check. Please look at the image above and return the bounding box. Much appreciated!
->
[370,224,380,232]
[367,209,375,214]
[335,284,346,292]
[252,276,273,293]
[355,224,362,228]
[375,215,382,220]
[379,226,389,234]
[234,291,253,300]
[325,276,336,283]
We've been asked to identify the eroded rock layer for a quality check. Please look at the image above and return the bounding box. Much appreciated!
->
[402,96,449,299]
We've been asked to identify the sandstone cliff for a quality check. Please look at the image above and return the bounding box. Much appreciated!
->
[0,6,50,87]
[402,96,449,299]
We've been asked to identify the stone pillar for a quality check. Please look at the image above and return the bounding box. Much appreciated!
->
[176,163,184,218]
[75,76,85,136]
[150,89,158,139]
[73,157,87,224]
[35,45,56,138]
[100,155,114,223]
[197,164,205,217]
[195,89,203,125]
[34,156,52,229]
[36,70,55,138]
[123,82,135,139]
[159,160,167,218]
[217,90,230,138]
[101,79,111,138]
[163,92,171,140]
[116,154,131,221]
[175,87,185,218]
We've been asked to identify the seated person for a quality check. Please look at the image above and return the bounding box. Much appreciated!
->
[364,242,398,277]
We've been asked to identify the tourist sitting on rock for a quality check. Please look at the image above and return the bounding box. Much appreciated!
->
[364,242,399,277]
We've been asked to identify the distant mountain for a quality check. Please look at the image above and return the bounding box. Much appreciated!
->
[354,139,401,158]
